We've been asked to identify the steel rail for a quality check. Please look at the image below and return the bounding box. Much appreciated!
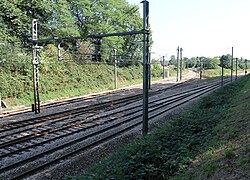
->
[0,80,228,179]
[0,79,197,118]
[0,79,222,145]
[0,79,228,155]
[0,79,198,132]
[0,83,212,157]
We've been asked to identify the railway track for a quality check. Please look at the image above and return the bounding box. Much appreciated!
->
[0,78,219,137]
[0,80,217,153]
[0,78,192,118]
[0,78,230,179]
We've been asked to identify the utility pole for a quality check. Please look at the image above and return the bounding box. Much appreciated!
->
[57,42,62,61]
[148,52,151,89]
[240,57,243,77]
[162,56,165,79]
[92,38,102,61]
[231,47,233,82]
[221,56,224,86]
[176,46,180,82]
[196,56,199,78]
[32,19,41,114]
[114,48,118,89]
[180,48,183,81]
[142,0,149,136]
[54,37,62,61]
[235,57,238,80]
[245,59,248,75]
[200,57,202,80]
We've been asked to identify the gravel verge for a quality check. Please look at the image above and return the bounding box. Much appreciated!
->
[29,80,223,180]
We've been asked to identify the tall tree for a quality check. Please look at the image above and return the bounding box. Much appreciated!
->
[66,0,143,62]
[0,0,144,63]
[0,0,53,41]
[49,0,80,37]
[220,54,232,69]
[169,55,176,65]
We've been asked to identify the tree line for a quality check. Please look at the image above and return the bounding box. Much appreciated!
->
[0,0,142,41]
[167,54,249,70]
[0,0,143,63]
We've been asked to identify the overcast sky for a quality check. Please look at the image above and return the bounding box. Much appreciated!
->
[126,0,250,60]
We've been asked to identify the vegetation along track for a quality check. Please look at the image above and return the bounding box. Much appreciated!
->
[0,78,230,179]
[0,79,195,118]
[0,79,198,127]
[0,78,217,136]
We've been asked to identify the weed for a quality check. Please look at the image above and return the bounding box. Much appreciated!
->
[244,144,250,152]
[205,147,214,158]
[202,159,218,177]
[236,156,248,166]
[224,148,235,158]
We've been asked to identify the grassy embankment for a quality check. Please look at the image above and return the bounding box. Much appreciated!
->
[0,63,165,106]
[68,74,250,179]
[1,60,186,107]
[1,58,242,107]
[202,68,245,78]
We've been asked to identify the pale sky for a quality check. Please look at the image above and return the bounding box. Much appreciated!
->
[126,0,250,60]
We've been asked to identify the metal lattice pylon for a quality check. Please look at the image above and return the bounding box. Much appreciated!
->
[32,19,40,114]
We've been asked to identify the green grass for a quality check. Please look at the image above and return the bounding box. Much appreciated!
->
[1,63,163,106]
[202,68,230,78]
[1,62,169,106]
[172,74,250,179]
[67,74,250,180]
[201,159,218,177]
[224,148,235,158]
[1,63,188,107]
[236,156,248,166]
[244,144,250,152]
[202,68,246,78]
